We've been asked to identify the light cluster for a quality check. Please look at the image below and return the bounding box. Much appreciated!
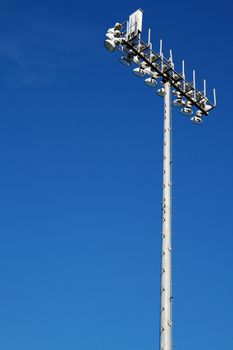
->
[104,14,216,125]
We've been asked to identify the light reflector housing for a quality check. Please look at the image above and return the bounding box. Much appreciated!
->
[157,88,165,97]
[114,22,122,30]
[106,32,115,40]
[190,116,203,124]
[144,77,157,87]
[181,107,193,116]
[173,98,185,107]
[119,56,132,66]
[104,39,116,52]
[133,67,145,77]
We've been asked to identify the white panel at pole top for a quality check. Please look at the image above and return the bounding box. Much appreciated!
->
[128,9,143,37]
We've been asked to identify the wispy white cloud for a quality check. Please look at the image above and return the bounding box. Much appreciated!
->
[0,9,97,87]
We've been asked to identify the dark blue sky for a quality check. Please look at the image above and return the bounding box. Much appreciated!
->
[0,1,232,350]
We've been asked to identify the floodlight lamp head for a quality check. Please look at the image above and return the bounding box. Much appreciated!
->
[174,81,182,89]
[157,88,165,97]
[173,98,185,107]
[133,67,145,77]
[104,39,116,52]
[106,27,122,44]
[140,62,148,69]
[114,22,122,30]
[143,67,157,76]
[144,77,157,87]
[119,45,128,54]
[127,49,135,58]
[172,89,181,97]
[181,107,193,116]
[196,110,203,117]
[151,72,159,80]
[190,116,203,124]
[119,55,132,66]
[106,32,115,40]
[185,101,192,108]
[113,29,121,38]
[133,56,141,65]
[107,27,115,34]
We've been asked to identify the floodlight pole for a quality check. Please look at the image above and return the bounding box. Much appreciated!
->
[160,81,172,350]
[104,10,216,350]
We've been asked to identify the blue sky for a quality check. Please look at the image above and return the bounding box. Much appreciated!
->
[0,1,232,350]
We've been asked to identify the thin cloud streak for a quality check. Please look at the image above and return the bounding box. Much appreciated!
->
[0,10,96,87]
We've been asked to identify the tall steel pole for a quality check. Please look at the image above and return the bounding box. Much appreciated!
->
[160,81,172,350]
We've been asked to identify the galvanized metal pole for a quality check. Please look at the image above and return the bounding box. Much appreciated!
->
[160,81,172,350]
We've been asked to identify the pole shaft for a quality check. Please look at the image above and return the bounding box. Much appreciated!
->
[160,81,172,350]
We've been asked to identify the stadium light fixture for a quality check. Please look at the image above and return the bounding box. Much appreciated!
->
[119,55,132,66]
[133,67,146,77]
[144,77,157,87]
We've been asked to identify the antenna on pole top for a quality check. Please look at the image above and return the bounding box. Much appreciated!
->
[148,29,153,61]
[213,88,217,106]
[182,60,185,77]
[148,28,151,46]
[160,40,163,72]
[160,39,163,56]
[182,60,185,91]
[193,70,196,100]
[204,79,206,97]
[169,49,173,67]
[203,79,207,107]
[126,21,129,39]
